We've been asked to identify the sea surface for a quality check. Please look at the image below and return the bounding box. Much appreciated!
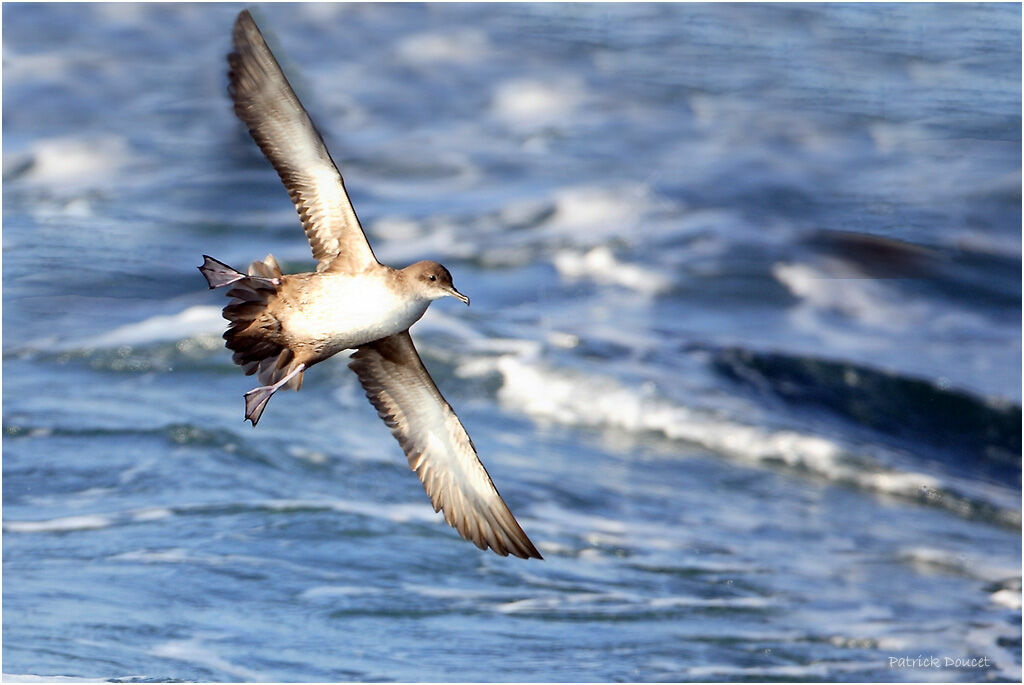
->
[3,3,1021,682]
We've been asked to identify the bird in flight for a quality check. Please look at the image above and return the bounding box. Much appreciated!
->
[199,10,540,559]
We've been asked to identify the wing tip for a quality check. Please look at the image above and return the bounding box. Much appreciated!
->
[507,531,543,560]
[480,514,543,560]
[233,8,260,39]
[510,546,544,561]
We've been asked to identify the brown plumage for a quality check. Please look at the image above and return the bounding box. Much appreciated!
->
[227,10,376,273]
[350,333,541,558]
[198,10,541,559]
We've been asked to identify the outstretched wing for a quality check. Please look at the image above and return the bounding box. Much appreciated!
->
[350,332,541,559]
[228,10,377,273]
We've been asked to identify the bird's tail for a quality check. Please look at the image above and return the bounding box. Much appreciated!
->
[198,254,303,391]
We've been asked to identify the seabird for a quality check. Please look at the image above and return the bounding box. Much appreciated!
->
[199,10,540,560]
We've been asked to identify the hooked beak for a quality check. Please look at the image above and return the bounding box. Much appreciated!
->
[448,287,470,306]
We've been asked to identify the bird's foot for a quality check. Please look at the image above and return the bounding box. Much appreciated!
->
[242,362,305,427]
[198,255,246,289]
[244,386,275,426]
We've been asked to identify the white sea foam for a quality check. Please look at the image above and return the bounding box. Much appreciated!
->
[258,498,440,524]
[297,3,347,21]
[553,246,673,294]
[396,29,490,64]
[82,306,225,349]
[547,184,654,239]
[8,135,136,191]
[131,508,174,522]
[490,77,585,129]
[490,355,944,500]
[2,52,77,83]
[495,590,772,615]
[897,547,1020,583]
[773,261,921,329]
[93,3,149,23]
[494,591,631,614]
[951,221,1023,258]
[1,675,142,683]
[151,640,263,681]
[371,216,427,241]
[3,497,442,538]
[776,259,1002,351]
[4,515,113,534]
[111,548,192,564]
[402,584,514,601]
[6,504,183,535]
[683,661,875,680]
[990,587,1022,610]
[287,446,330,465]
[300,585,382,600]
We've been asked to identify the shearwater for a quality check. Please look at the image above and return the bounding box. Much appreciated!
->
[199,10,540,559]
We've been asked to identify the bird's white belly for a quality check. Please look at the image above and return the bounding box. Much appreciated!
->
[282,274,426,352]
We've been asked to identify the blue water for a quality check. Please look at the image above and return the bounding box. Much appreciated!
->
[3,3,1021,682]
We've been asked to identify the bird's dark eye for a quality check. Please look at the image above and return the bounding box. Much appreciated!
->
[429,275,436,281]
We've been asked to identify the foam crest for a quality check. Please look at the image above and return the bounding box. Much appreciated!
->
[491,77,585,129]
[81,306,225,350]
[151,640,263,681]
[983,575,1022,613]
[395,29,490,64]
[111,548,192,564]
[8,135,136,192]
[4,515,113,534]
[6,506,175,535]
[547,184,655,239]
[300,585,383,600]
[553,246,673,294]
[259,498,440,524]
[495,591,773,616]
[898,547,1020,583]
[492,356,947,501]
[2,52,77,83]
[683,662,869,680]
[132,507,173,522]
[3,496,446,539]
[771,260,988,339]
[773,261,921,329]
[1,676,139,683]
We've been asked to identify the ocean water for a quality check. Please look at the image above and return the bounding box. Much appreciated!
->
[3,3,1021,682]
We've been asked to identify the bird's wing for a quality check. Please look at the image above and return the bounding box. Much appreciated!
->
[228,10,377,273]
[349,332,541,559]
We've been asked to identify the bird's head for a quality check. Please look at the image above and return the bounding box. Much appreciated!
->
[405,261,470,305]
